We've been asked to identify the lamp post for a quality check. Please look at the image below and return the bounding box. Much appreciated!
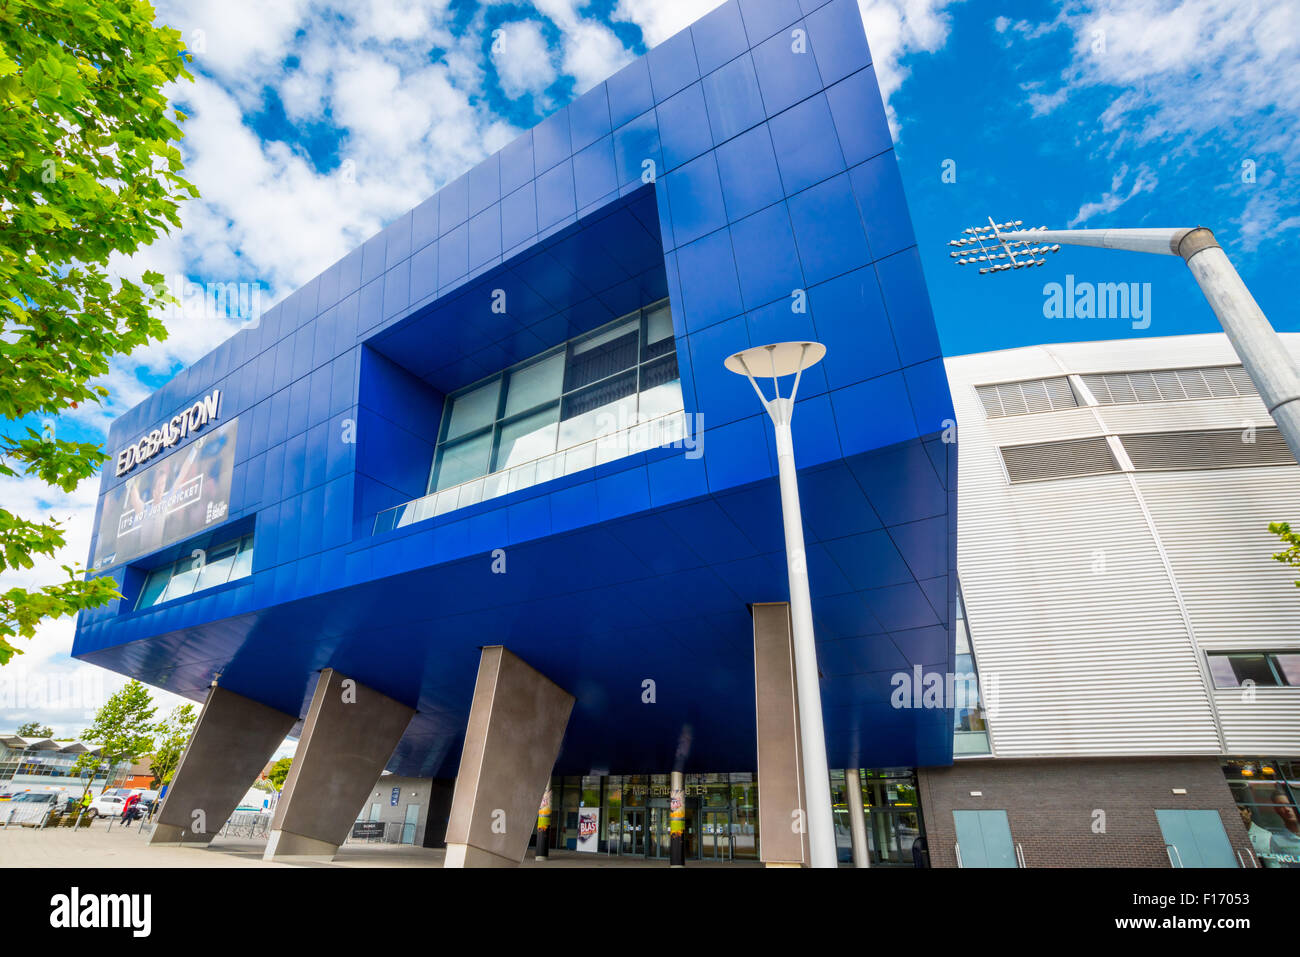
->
[725,341,837,869]
[950,218,1300,463]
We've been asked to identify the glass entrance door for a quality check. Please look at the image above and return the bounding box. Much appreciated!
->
[621,809,645,856]
[401,803,420,844]
[701,810,733,861]
[647,806,669,859]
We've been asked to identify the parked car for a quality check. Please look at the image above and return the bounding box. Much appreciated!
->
[85,794,126,819]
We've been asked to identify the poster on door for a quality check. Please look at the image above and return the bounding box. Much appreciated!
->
[576,809,600,853]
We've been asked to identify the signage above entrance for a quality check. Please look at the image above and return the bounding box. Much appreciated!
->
[115,390,221,477]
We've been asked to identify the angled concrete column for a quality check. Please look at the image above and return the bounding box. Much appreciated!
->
[264,669,415,861]
[753,602,809,867]
[150,684,296,846]
[445,646,575,868]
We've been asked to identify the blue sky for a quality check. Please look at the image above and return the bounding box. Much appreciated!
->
[3,0,1298,736]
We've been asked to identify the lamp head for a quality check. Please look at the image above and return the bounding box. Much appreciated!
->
[724,341,826,379]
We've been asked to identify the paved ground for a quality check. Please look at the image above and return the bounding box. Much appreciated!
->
[0,821,762,868]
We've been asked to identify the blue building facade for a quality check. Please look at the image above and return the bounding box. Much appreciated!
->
[74,0,957,782]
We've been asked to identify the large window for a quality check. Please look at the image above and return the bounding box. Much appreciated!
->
[135,533,254,610]
[428,300,681,495]
[1207,652,1300,689]
[1223,760,1300,868]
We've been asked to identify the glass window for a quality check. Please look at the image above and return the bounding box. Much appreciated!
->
[559,370,638,447]
[494,406,559,471]
[637,354,681,420]
[230,534,255,579]
[505,353,564,416]
[193,540,238,591]
[137,566,171,609]
[409,301,683,525]
[433,432,493,491]
[444,379,500,441]
[1208,655,1239,689]
[160,555,202,602]
[136,534,253,610]
[565,319,638,391]
[643,303,674,361]
[1210,654,1283,688]
[1275,654,1300,686]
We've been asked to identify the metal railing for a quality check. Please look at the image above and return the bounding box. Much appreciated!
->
[219,809,274,839]
[373,410,689,534]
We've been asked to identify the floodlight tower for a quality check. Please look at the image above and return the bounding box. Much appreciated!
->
[949,219,1300,463]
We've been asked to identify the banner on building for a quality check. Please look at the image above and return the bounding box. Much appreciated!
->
[576,809,600,853]
[92,417,239,570]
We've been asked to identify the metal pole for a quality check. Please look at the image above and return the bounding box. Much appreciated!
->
[998,225,1300,462]
[845,768,870,868]
[535,785,551,861]
[772,408,837,869]
[669,771,685,868]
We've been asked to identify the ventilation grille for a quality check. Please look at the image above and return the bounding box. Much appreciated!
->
[976,377,1078,418]
[1080,365,1256,406]
[1001,436,1120,484]
[1121,427,1294,472]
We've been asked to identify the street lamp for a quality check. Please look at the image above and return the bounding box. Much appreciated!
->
[724,340,837,869]
[950,218,1300,463]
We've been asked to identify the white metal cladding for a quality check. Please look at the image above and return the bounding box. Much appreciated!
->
[1214,692,1300,754]
[946,333,1300,759]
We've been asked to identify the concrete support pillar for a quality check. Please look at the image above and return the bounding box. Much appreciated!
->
[150,684,296,846]
[846,768,871,868]
[444,646,574,868]
[264,668,414,861]
[753,602,809,867]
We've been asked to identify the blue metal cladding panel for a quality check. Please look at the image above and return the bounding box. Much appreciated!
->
[74,0,957,776]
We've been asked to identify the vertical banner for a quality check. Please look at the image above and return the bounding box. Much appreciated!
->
[576,808,600,853]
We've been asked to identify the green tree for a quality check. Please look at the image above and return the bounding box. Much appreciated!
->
[80,679,160,784]
[266,756,293,791]
[1270,522,1300,587]
[0,0,198,664]
[15,720,51,736]
[148,702,195,785]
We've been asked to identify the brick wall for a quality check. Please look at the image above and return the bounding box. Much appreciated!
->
[917,756,1252,868]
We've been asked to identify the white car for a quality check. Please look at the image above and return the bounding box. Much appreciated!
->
[85,794,127,819]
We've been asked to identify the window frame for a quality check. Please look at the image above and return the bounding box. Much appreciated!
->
[1206,651,1298,689]
[427,299,680,495]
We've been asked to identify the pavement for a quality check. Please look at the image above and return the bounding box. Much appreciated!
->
[0,820,762,868]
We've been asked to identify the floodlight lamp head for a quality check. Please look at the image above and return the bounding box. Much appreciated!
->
[947,216,1062,276]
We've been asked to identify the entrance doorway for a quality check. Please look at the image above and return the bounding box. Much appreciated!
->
[620,809,646,856]
[701,809,733,861]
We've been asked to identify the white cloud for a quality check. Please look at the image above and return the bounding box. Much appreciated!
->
[611,0,725,46]
[856,0,961,136]
[1068,162,1159,225]
[492,20,560,101]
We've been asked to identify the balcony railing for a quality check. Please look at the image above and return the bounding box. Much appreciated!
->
[373,410,689,535]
